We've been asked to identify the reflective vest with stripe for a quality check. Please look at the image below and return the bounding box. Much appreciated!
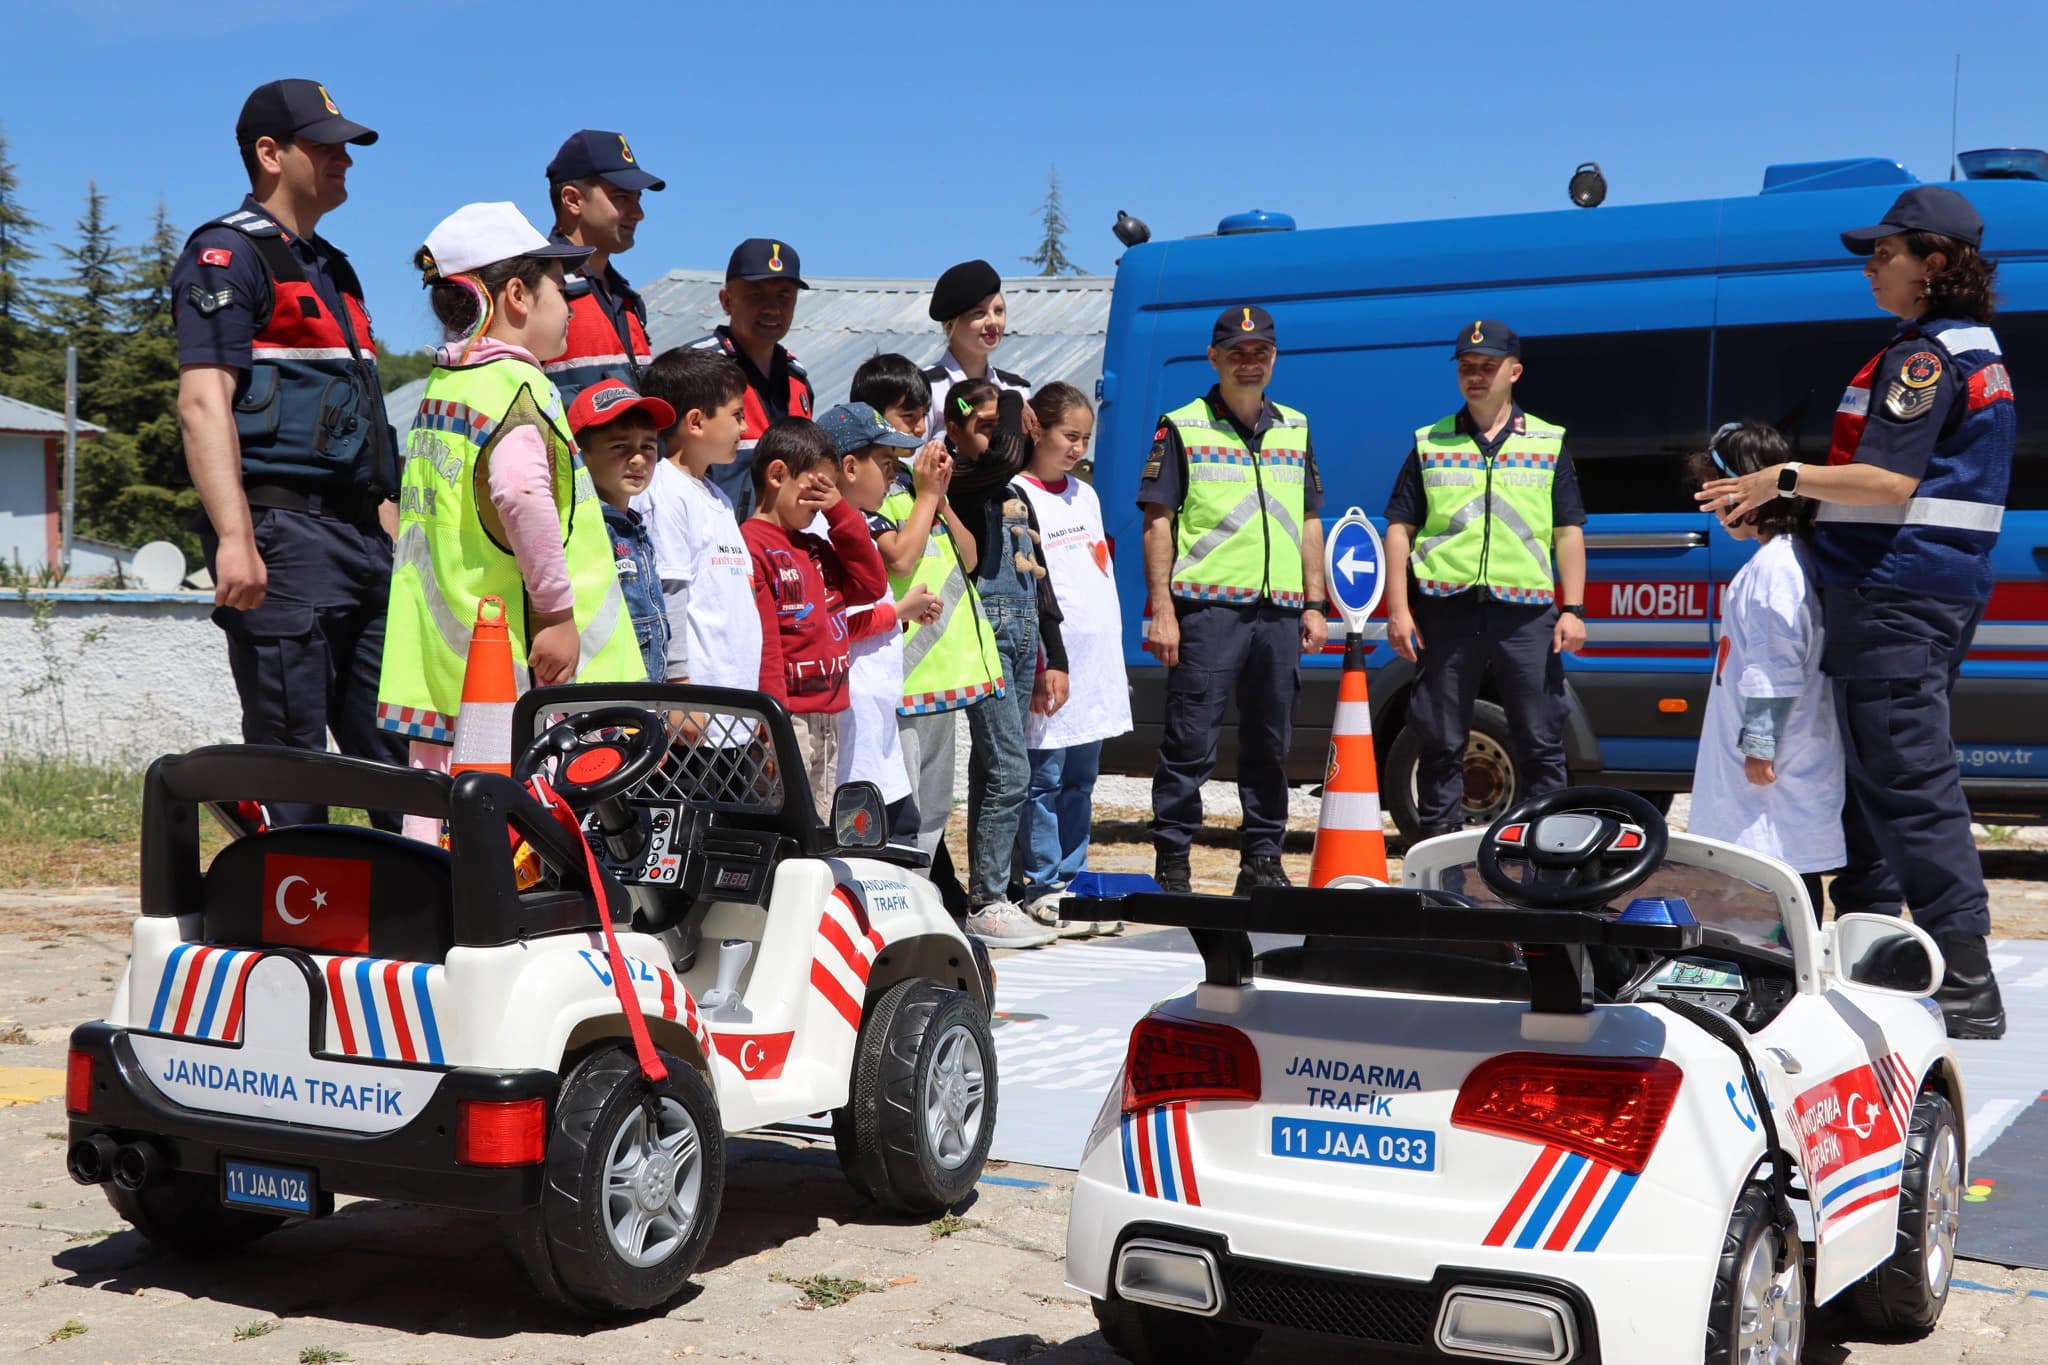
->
[544,268,653,411]
[881,478,1005,714]
[1815,318,2015,600]
[377,355,645,744]
[193,208,389,489]
[1165,398,1310,608]
[1406,412,1564,605]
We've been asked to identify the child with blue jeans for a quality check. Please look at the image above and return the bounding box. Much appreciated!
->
[570,380,681,683]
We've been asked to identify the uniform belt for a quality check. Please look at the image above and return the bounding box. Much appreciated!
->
[244,481,384,525]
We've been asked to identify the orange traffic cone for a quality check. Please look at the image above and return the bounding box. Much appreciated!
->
[450,595,518,780]
[1308,636,1390,886]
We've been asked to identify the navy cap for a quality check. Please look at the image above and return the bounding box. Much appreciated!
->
[1212,305,1277,349]
[1840,185,1984,254]
[1453,319,1519,359]
[726,237,806,288]
[237,79,377,147]
[545,130,665,192]
[817,403,925,456]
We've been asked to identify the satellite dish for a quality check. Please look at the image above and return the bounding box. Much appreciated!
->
[131,540,188,592]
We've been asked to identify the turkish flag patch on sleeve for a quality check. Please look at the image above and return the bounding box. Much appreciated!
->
[262,853,373,953]
[199,247,233,268]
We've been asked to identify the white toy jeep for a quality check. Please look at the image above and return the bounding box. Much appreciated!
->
[65,683,995,1317]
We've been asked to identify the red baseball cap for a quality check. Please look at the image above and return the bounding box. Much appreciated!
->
[567,379,676,437]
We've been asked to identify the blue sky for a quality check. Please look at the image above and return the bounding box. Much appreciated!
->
[7,1,2047,351]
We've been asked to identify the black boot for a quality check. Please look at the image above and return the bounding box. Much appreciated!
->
[1155,849,1192,895]
[1234,854,1291,895]
[1934,933,2006,1040]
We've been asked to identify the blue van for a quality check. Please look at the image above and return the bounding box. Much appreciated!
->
[1093,155,2048,838]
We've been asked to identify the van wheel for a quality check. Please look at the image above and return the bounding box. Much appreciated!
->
[1384,700,1518,841]
[833,979,995,1215]
[1850,1089,1961,1334]
[507,1045,723,1318]
[105,1171,285,1254]
[1093,1295,1259,1365]
[1705,1184,1805,1365]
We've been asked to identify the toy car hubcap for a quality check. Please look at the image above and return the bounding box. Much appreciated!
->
[922,1023,987,1170]
[603,1097,704,1267]
[1925,1124,1962,1292]
[1735,1228,1804,1364]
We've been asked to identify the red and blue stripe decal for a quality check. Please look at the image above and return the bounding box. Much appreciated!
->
[146,944,262,1040]
[1119,1103,1202,1206]
[1484,1144,1639,1252]
[320,955,446,1065]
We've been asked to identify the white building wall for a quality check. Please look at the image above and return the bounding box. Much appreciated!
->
[0,432,52,570]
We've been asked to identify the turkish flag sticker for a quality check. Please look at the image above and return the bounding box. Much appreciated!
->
[199,247,233,268]
[710,1031,794,1081]
[261,853,372,953]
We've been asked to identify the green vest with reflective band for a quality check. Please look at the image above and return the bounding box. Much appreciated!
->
[377,355,644,743]
[1406,411,1564,605]
[881,482,1005,714]
[1165,397,1310,608]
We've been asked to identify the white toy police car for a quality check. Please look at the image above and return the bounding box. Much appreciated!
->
[1063,787,1961,1364]
[65,684,994,1317]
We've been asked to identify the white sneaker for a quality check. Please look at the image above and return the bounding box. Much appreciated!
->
[965,900,1058,949]
[1027,892,1095,938]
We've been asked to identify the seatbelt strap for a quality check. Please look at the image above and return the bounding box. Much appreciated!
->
[528,775,668,1083]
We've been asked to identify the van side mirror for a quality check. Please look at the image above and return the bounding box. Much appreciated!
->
[831,782,887,849]
[1829,913,1943,997]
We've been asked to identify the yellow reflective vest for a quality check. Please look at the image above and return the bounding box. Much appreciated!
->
[881,478,1005,713]
[377,353,644,743]
[1406,411,1565,605]
[1164,396,1310,608]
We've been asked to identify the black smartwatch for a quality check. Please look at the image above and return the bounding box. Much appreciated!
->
[1777,462,1803,497]
[1559,603,1585,618]
[1303,599,1329,615]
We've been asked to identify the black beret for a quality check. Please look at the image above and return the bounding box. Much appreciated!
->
[930,258,1002,323]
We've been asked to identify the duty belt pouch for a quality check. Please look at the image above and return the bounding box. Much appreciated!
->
[232,367,282,443]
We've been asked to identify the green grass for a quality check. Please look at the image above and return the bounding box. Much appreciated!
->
[299,1348,350,1364]
[928,1213,980,1239]
[773,1273,881,1309]
[234,1321,281,1341]
[48,1319,87,1342]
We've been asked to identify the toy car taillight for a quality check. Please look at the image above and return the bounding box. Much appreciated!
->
[1451,1052,1682,1175]
[1122,1016,1260,1114]
[66,1050,93,1116]
[457,1098,548,1166]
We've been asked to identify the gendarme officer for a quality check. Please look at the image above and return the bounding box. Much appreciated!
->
[171,78,402,827]
[1700,186,2013,1039]
[1382,321,1587,836]
[544,129,664,410]
[1141,305,1329,895]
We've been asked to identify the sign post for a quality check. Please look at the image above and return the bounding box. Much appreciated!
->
[1309,507,1391,886]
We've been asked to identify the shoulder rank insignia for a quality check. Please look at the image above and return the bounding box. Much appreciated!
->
[1900,351,1943,389]
[1883,377,1938,421]
[184,283,235,316]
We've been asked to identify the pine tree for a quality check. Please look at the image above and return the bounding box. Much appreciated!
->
[38,181,129,421]
[1022,165,1082,277]
[0,124,54,404]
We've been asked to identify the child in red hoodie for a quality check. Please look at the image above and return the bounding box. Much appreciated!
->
[741,418,891,819]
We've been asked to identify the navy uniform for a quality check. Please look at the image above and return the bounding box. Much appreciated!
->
[542,129,663,411]
[171,79,402,827]
[1141,307,1327,894]
[1383,321,1587,837]
[692,238,815,518]
[1818,186,2013,1037]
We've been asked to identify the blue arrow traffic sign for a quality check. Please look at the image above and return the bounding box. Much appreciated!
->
[1324,509,1385,627]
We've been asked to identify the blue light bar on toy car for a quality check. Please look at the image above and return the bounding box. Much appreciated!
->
[1618,897,1696,928]
[1067,871,1161,899]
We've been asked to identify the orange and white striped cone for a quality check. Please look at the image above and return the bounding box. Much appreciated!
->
[449,595,518,781]
[1309,638,1390,886]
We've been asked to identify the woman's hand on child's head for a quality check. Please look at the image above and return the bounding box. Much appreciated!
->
[1743,755,1777,787]
[1697,466,1781,522]
[1032,669,1069,716]
[898,582,942,627]
[528,612,579,688]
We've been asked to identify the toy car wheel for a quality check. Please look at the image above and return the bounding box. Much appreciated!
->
[1705,1184,1805,1365]
[833,978,995,1215]
[104,1170,285,1254]
[1849,1087,1961,1333]
[1092,1294,1259,1365]
[507,1044,723,1318]
[1385,699,1517,841]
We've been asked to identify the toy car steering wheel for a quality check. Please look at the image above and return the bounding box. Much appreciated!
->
[1476,786,1669,909]
[513,706,667,810]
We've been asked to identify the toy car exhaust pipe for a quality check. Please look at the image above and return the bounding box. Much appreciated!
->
[66,1134,119,1186]
[111,1140,166,1192]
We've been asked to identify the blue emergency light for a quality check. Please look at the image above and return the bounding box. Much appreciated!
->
[1068,871,1162,900]
[1957,148,2048,183]
[1618,897,1697,928]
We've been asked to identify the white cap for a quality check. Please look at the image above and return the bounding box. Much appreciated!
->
[421,201,591,278]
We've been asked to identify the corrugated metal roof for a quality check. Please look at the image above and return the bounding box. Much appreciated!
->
[0,392,104,436]
[385,269,1112,430]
